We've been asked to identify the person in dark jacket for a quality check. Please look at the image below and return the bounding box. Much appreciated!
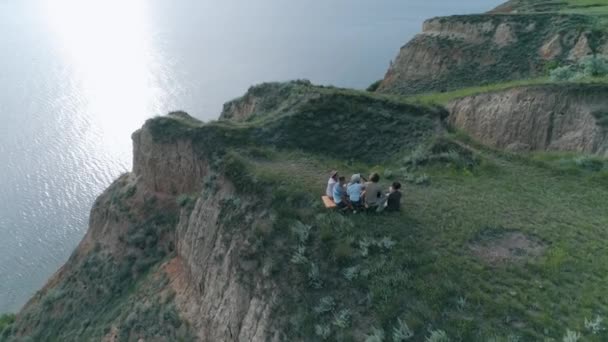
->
[385,182,402,212]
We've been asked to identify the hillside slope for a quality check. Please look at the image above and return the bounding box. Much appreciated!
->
[377,4,608,94]
[1,86,445,341]
[3,81,608,341]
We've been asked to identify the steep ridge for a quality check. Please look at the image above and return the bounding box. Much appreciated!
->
[377,11,607,95]
[446,84,608,155]
[134,122,282,341]
[218,81,445,162]
[4,112,282,341]
[2,86,443,341]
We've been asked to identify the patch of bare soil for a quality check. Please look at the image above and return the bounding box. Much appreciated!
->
[470,230,546,265]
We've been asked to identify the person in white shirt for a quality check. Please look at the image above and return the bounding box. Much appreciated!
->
[326,170,339,199]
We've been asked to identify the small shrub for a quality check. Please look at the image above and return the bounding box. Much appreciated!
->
[176,194,198,209]
[574,156,604,172]
[581,55,608,78]
[291,221,312,244]
[124,185,137,198]
[343,266,360,282]
[334,240,356,261]
[0,313,15,334]
[550,56,608,81]
[426,329,450,342]
[544,60,560,74]
[203,173,219,195]
[359,236,397,257]
[315,324,332,339]
[379,236,396,250]
[359,238,373,257]
[562,329,581,342]
[367,79,383,92]
[584,315,604,334]
[253,219,274,237]
[365,327,385,342]
[314,296,336,315]
[393,318,414,341]
[383,169,394,179]
[550,65,577,81]
[415,174,430,185]
[332,309,352,329]
[291,245,308,265]
[456,296,467,311]
[308,263,323,289]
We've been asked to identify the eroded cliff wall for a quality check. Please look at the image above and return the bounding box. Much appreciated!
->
[6,113,282,342]
[447,85,608,155]
[377,14,607,95]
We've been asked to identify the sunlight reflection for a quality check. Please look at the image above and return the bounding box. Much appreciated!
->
[44,0,161,159]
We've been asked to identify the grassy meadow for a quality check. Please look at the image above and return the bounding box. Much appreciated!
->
[217,132,608,341]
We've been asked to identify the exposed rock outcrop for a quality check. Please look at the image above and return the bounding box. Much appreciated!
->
[172,182,280,342]
[7,114,282,341]
[132,123,207,195]
[134,116,281,341]
[377,14,603,95]
[447,85,608,155]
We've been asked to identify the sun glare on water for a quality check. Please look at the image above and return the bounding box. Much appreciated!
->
[43,0,163,160]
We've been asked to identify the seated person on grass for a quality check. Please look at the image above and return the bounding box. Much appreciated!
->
[326,170,339,200]
[385,182,402,212]
[347,174,364,210]
[363,172,385,211]
[332,176,350,210]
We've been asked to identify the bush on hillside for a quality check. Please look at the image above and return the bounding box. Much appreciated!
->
[0,314,15,336]
[550,55,608,81]
[581,55,608,77]
[550,65,578,81]
[367,80,383,92]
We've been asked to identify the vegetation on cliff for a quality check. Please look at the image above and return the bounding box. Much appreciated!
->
[147,109,608,341]
[4,0,608,341]
[377,0,608,95]
[2,175,195,341]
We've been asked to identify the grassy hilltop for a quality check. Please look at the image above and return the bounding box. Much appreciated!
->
[494,0,608,15]
[145,87,608,341]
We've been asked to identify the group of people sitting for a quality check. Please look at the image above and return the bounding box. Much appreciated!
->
[325,171,402,213]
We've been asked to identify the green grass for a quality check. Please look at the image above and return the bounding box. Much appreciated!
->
[499,0,608,15]
[0,314,15,338]
[411,78,550,105]
[229,140,608,341]
[562,0,608,14]
[148,83,445,164]
[411,76,608,105]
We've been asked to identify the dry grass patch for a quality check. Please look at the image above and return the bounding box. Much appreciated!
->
[470,229,547,265]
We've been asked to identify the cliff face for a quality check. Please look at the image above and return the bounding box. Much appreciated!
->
[5,113,282,342]
[447,85,608,155]
[133,122,281,342]
[2,76,447,340]
[172,184,280,342]
[377,14,606,95]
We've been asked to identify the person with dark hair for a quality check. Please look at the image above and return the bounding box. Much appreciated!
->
[363,172,384,210]
[332,176,350,210]
[326,170,339,199]
[385,182,402,212]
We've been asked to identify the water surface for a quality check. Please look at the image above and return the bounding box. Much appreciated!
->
[0,0,502,312]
